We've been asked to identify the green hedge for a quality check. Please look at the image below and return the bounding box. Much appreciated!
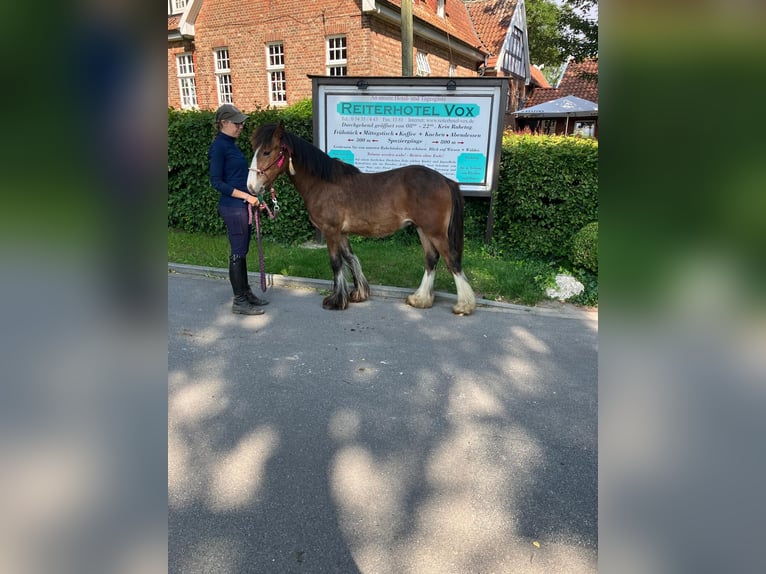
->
[168,106,598,261]
[571,221,598,272]
[492,134,598,261]
[167,100,315,244]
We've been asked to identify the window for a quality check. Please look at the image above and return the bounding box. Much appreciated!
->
[574,121,595,138]
[176,53,198,109]
[266,42,286,105]
[326,36,347,77]
[416,51,431,77]
[168,0,188,15]
[214,48,233,105]
[437,0,445,18]
[503,26,525,78]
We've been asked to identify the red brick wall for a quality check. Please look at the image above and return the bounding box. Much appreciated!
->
[168,0,483,112]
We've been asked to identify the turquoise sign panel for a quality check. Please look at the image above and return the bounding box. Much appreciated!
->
[328,149,355,164]
[337,102,480,118]
[456,153,486,183]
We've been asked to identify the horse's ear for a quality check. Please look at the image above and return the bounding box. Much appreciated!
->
[273,121,285,142]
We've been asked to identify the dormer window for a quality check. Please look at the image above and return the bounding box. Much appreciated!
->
[168,0,188,16]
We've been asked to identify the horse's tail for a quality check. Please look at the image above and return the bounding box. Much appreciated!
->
[447,179,465,272]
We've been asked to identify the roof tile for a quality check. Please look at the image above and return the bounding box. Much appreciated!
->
[168,15,181,32]
[386,0,485,52]
[524,58,598,107]
[465,0,519,61]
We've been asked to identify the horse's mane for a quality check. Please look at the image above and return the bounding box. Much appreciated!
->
[252,123,360,182]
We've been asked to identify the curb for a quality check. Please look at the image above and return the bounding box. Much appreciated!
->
[168,262,597,321]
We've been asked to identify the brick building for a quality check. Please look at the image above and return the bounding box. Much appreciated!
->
[168,0,536,117]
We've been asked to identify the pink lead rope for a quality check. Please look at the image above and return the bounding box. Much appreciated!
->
[248,187,280,292]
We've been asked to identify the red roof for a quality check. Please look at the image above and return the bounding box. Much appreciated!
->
[524,58,598,107]
[168,15,181,32]
[530,65,551,88]
[386,0,485,52]
[557,59,598,104]
[465,0,518,66]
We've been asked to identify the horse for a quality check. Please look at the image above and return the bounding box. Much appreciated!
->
[246,121,476,316]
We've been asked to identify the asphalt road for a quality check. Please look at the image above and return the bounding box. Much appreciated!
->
[168,267,598,573]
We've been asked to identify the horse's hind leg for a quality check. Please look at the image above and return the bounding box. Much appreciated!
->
[322,233,350,310]
[436,240,476,315]
[406,228,439,309]
[429,234,476,316]
[339,237,370,303]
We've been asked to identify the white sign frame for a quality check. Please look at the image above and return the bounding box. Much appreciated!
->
[311,76,508,197]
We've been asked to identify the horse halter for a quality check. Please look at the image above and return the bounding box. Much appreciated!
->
[250,144,289,176]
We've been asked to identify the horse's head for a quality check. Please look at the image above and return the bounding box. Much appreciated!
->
[247,121,294,195]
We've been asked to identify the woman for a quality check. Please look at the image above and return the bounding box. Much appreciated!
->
[208,104,269,315]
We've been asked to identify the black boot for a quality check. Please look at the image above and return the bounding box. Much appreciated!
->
[229,254,264,315]
[245,284,269,306]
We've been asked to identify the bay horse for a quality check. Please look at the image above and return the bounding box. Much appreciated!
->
[246,122,476,315]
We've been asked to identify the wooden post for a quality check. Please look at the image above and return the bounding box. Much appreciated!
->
[401,0,413,76]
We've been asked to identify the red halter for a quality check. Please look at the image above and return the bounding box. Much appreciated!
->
[251,144,289,176]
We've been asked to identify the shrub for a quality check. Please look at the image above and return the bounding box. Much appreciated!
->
[492,134,598,261]
[168,102,315,243]
[168,109,598,254]
[571,221,598,272]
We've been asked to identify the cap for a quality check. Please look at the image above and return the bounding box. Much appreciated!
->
[215,104,248,124]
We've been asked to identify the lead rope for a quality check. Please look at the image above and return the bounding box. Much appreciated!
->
[248,187,280,292]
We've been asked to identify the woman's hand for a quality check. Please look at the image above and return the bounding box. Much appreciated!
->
[245,194,267,211]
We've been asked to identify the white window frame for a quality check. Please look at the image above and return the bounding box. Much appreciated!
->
[168,0,188,16]
[326,35,347,77]
[266,42,287,106]
[574,121,595,138]
[214,48,233,105]
[176,53,198,109]
[437,0,445,18]
[416,51,431,77]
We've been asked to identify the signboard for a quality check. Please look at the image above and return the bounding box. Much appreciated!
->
[311,76,508,197]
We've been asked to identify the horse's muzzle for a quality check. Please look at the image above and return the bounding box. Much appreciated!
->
[246,169,266,195]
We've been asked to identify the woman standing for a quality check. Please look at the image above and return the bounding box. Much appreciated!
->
[208,104,269,315]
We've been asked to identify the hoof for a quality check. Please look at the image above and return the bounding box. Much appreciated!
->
[406,294,434,309]
[451,303,475,316]
[322,294,349,310]
[349,289,368,303]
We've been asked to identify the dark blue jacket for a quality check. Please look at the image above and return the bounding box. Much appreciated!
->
[208,132,249,208]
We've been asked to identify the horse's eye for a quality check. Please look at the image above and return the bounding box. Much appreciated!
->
[263,151,271,157]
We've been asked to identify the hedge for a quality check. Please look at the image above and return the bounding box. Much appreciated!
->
[167,100,315,244]
[168,105,598,261]
[492,134,598,261]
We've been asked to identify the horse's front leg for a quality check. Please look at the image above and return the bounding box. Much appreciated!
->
[339,237,370,303]
[322,236,350,310]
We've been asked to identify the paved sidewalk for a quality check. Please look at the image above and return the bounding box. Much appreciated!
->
[168,266,598,573]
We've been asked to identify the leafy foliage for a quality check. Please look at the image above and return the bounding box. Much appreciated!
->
[558,0,599,62]
[168,109,599,271]
[571,221,598,272]
[526,0,568,67]
[526,0,598,66]
[492,134,598,263]
[167,102,316,243]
